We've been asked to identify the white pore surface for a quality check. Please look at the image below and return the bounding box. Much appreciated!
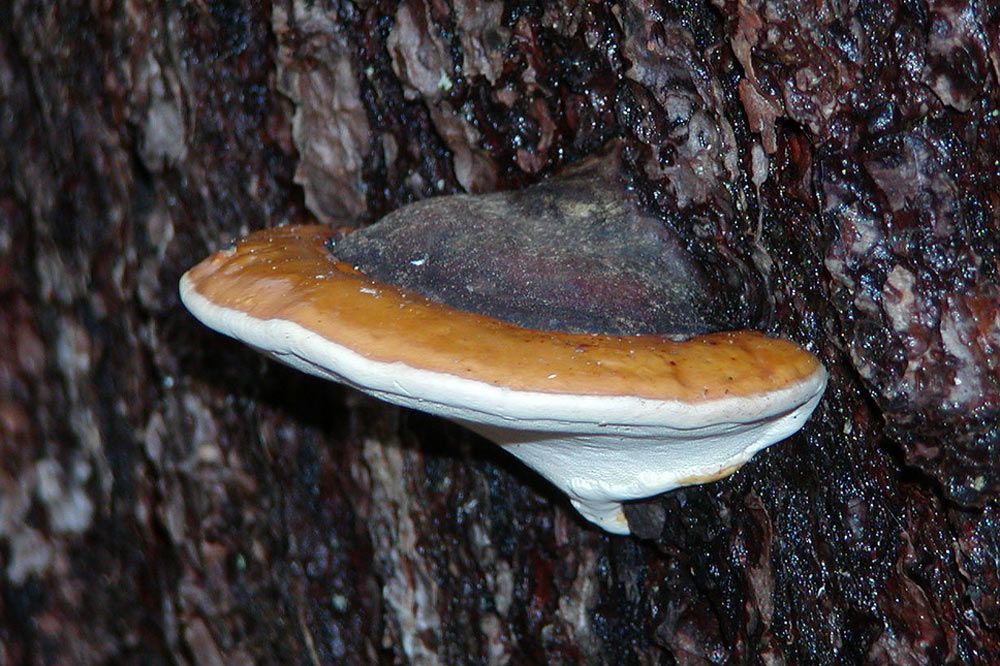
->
[180,275,828,534]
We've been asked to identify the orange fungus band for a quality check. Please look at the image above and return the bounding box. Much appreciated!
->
[183,225,824,402]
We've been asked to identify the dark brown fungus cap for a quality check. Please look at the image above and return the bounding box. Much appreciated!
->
[330,149,738,337]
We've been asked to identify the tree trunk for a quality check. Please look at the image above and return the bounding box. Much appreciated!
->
[2,1,998,664]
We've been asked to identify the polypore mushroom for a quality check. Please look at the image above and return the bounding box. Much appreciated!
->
[179,156,826,535]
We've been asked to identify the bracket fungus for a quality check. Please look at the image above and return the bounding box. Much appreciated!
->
[179,157,826,534]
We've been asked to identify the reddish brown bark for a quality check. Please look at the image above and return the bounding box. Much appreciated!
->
[2,1,998,664]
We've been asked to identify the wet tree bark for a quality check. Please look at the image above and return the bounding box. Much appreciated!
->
[2,1,999,664]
